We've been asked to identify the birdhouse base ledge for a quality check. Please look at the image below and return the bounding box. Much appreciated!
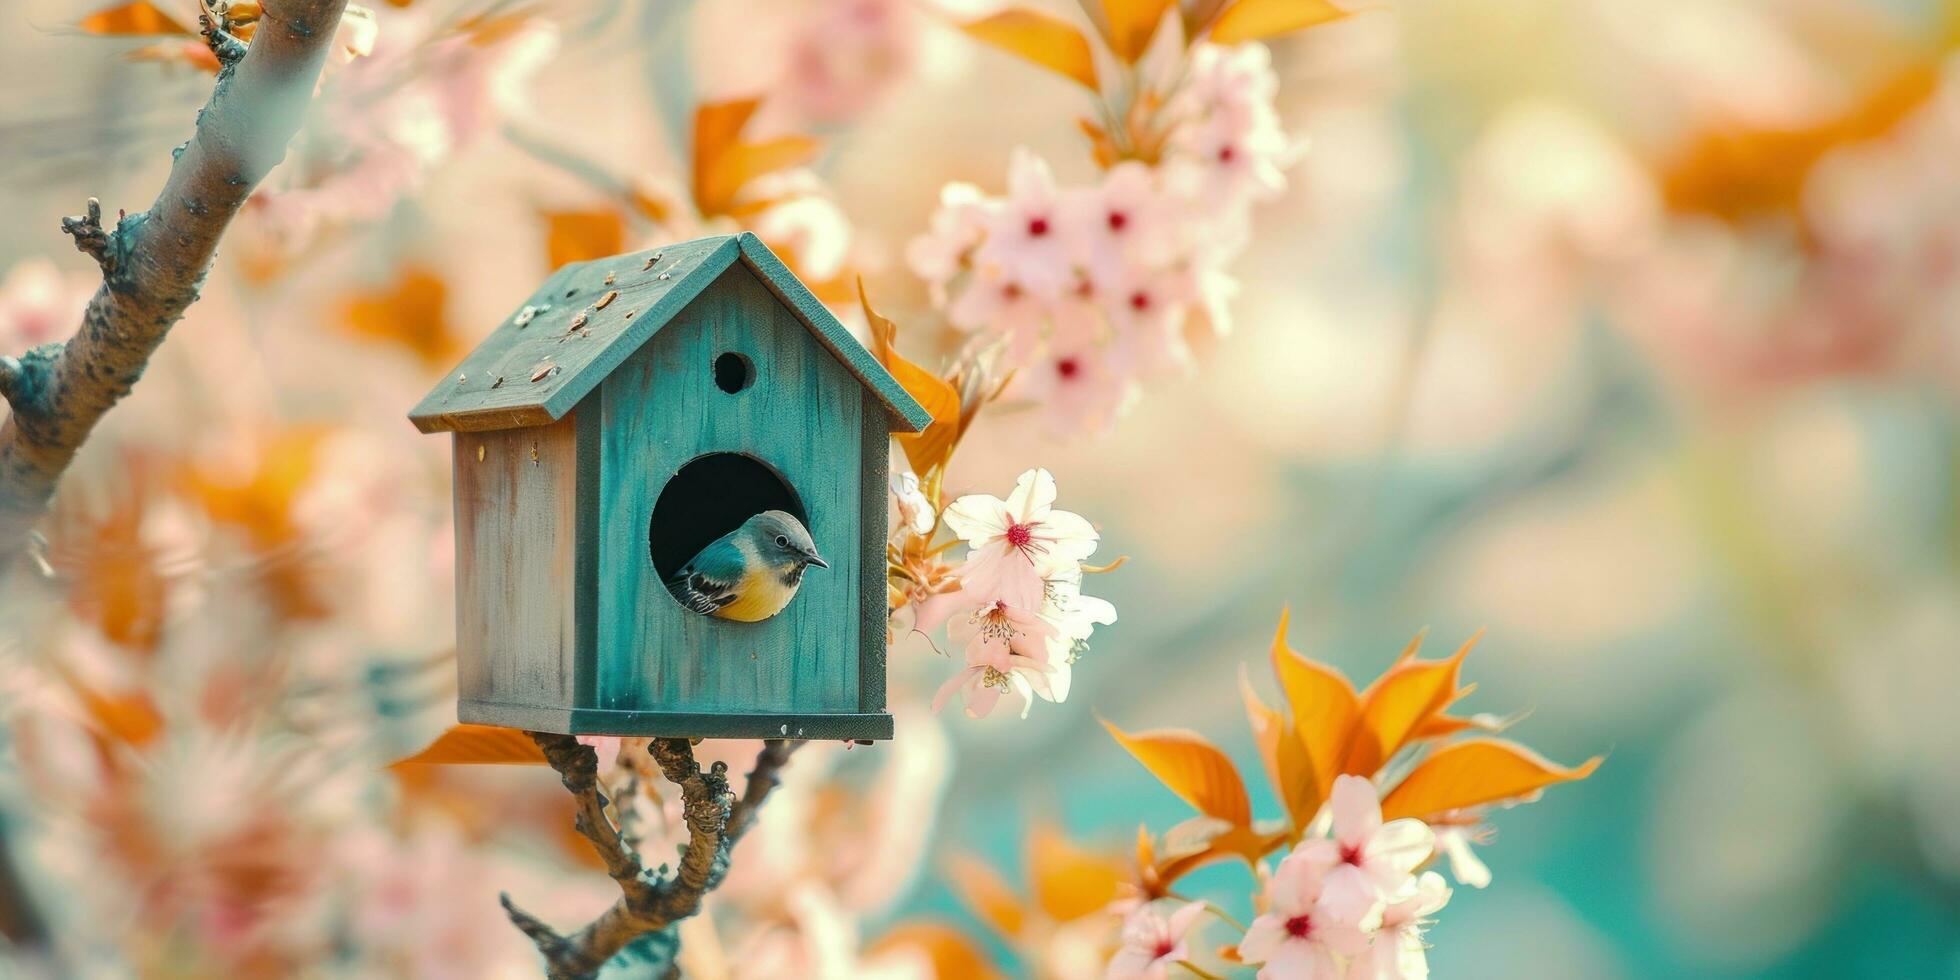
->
[460,699,894,741]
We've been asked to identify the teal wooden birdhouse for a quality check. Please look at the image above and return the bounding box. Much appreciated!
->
[409,233,929,741]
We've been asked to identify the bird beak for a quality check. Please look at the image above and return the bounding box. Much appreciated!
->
[804,552,829,569]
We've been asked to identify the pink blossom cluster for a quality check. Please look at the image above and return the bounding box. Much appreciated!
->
[1109,777,1460,980]
[911,468,1116,720]
[906,43,1294,433]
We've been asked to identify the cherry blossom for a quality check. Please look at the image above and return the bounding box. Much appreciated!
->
[1237,849,1375,980]
[973,148,1076,298]
[1040,573,1119,659]
[905,41,1297,433]
[1294,775,1437,917]
[1348,871,1451,980]
[941,468,1100,610]
[1105,900,1208,980]
[928,599,1067,719]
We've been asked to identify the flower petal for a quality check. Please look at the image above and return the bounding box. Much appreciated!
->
[1369,818,1437,877]
[1330,774,1383,845]
[932,668,975,714]
[942,493,1010,544]
[1006,467,1058,520]
[1237,914,1285,964]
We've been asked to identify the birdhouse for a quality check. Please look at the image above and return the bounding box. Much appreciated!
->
[409,233,929,741]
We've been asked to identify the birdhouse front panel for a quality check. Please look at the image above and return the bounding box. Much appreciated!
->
[590,263,863,718]
[410,233,929,742]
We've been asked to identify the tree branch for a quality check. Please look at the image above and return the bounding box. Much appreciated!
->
[503,735,804,980]
[0,0,351,577]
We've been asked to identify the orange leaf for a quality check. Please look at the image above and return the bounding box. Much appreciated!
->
[542,209,626,271]
[343,264,465,372]
[1027,824,1126,922]
[943,854,1026,939]
[1207,0,1351,44]
[1100,0,1173,62]
[1270,610,1357,809]
[1147,818,1285,890]
[1102,719,1252,827]
[79,1,190,35]
[389,724,547,767]
[80,688,164,748]
[1341,630,1477,777]
[691,100,822,217]
[1380,739,1602,822]
[960,8,1100,91]
[860,280,961,475]
[124,39,220,72]
[1240,667,1315,831]
[867,922,1000,980]
[709,137,822,215]
[45,470,171,655]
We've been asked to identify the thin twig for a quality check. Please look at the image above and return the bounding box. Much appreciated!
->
[501,735,803,979]
[0,0,352,577]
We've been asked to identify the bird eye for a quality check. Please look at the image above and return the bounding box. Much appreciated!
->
[774,534,789,548]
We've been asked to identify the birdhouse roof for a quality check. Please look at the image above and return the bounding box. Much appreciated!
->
[407,233,931,434]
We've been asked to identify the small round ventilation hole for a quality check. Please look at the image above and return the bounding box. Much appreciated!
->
[714,351,753,394]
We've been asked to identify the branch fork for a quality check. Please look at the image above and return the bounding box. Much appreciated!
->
[502,734,803,980]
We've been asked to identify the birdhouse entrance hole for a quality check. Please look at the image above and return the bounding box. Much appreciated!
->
[649,452,809,582]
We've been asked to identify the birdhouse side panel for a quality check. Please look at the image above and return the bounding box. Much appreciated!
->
[591,266,864,716]
[859,403,892,714]
[452,416,583,719]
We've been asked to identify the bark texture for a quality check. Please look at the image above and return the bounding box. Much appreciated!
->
[503,735,804,979]
[0,0,350,576]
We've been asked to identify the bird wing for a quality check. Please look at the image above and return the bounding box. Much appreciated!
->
[665,535,750,616]
[666,564,740,615]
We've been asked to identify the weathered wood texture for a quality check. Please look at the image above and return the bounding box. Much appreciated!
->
[408,233,930,435]
[859,404,892,714]
[592,264,863,716]
[453,414,581,712]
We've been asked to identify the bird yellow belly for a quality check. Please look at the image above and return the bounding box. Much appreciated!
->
[713,568,796,622]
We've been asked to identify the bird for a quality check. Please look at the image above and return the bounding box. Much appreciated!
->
[664,510,829,622]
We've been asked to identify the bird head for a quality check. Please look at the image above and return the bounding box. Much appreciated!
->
[748,510,827,571]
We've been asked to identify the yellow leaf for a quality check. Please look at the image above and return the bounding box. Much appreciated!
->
[867,922,1000,980]
[1270,609,1357,809]
[79,1,191,35]
[1101,0,1173,62]
[960,8,1100,91]
[1240,667,1316,831]
[1027,824,1126,922]
[943,854,1026,939]
[389,724,547,767]
[542,209,626,271]
[343,264,465,372]
[1380,739,1602,822]
[860,279,962,475]
[1102,719,1252,827]
[1340,630,1478,777]
[1207,0,1351,44]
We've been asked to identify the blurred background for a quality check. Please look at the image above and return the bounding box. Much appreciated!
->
[1,0,1958,976]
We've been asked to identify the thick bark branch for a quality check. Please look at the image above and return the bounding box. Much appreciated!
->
[0,0,350,576]
[504,735,803,980]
